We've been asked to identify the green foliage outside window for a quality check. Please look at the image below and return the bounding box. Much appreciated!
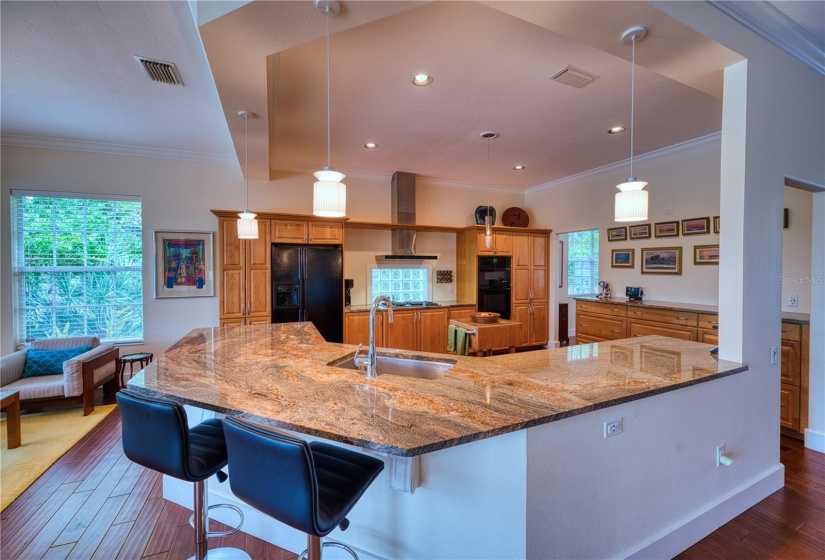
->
[568,229,599,296]
[12,194,143,344]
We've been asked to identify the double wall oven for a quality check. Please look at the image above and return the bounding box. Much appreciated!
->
[477,256,511,319]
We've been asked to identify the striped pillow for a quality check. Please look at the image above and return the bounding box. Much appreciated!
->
[21,345,93,378]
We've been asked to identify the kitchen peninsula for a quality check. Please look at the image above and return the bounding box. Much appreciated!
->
[129,323,751,559]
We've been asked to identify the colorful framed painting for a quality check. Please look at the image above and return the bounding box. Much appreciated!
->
[629,223,651,240]
[694,244,720,265]
[154,230,214,298]
[681,217,711,236]
[607,226,627,242]
[641,247,682,275]
[611,249,635,268]
[712,216,720,234]
[654,221,680,238]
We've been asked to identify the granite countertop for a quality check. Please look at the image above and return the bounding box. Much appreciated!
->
[346,300,474,313]
[572,297,810,325]
[128,323,747,457]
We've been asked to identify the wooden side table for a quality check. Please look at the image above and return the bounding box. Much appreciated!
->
[1,390,22,449]
[118,352,154,388]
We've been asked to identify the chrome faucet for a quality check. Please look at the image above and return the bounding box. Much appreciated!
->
[354,295,394,377]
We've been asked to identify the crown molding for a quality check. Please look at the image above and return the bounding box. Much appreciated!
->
[711,1,824,78]
[1,135,238,166]
[526,132,721,194]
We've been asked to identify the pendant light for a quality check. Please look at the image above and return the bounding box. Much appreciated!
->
[313,0,346,218]
[481,131,497,248]
[614,26,648,223]
[237,111,258,239]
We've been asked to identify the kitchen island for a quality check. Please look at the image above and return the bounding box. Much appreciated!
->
[128,324,764,559]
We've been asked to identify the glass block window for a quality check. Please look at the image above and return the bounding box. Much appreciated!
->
[568,229,600,296]
[370,268,429,302]
[11,191,143,345]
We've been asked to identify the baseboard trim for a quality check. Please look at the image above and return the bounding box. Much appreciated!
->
[625,463,784,559]
[805,428,825,453]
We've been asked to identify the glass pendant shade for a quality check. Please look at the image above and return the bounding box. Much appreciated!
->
[237,212,259,238]
[484,214,493,248]
[313,169,346,218]
[614,178,648,222]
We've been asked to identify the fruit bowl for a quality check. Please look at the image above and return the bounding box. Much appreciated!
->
[471,312,500,324]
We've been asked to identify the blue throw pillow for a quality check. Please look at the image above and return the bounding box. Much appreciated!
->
[21,345,93,378]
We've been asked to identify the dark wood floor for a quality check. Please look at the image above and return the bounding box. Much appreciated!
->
[2,408,824,559]
[0,409,295,560]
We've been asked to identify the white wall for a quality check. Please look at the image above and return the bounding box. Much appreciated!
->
[782,186,814,313]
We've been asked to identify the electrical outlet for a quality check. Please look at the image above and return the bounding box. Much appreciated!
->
[604,418,623,438]
[788,294,798,307]
[663,207,674,215]
[771,346,778,365]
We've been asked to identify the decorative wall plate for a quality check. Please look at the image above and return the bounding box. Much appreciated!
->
[502,207,529,227]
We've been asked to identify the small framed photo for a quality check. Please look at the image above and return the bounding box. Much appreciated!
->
[681,217,711,236]
[641,247,682,275]
[154,230,214,298]
[694,244,720,265]
[611,249,635,268]
[629,223,651,239]
[607,226,627,242]
[654,221,680,238]
[712,216,720,234]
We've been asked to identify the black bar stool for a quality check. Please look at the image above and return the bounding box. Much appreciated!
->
[117,390,251,560]
[222,416,385,560]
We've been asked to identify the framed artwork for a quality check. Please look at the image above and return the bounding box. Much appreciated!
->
[607,226,627,242]
[654,221,680,238]
[681,217,711,236]
[641,247,682,275]
[712,216,720,234]
[611,249,635,268]
[154,230,214,298]
[629,223,651,239]
[694,244,720,265]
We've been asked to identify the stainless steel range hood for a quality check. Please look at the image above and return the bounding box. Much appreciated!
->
[379,171,437,260]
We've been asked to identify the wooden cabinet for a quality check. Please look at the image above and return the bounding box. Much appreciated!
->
[780,383,801,432]
[628,321,696,341]
[347,307,450,353]
[780,322,805,433]
[511,232,549,347]
[218,217,271,326]
[449,305,475,323]
[271,219,343,244]
[476,231,513,255]
[512,302,548,347]
[577,313,627,341]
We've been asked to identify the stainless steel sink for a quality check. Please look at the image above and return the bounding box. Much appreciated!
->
[330,353,455,380]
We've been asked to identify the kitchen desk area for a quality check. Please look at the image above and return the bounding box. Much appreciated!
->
[128,323,749,559]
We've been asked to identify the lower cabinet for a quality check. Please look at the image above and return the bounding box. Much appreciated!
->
[513,303,549,347]
[628,321,696,341]
[344,311,383,348]
[345,307,450,353]
[449,305,475,324]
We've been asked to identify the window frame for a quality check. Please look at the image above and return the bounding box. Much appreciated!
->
[567,229,600,297]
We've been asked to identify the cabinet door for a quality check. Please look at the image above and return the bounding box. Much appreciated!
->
[309,222,343,244]
[530,303,549,346]
[699,330,719,345]
[512,234,531,268]
[512,304,531,347]
[449,306,475,323]
[219,220,244,321]
[577,313,626,340]
[780,382,801,431]
[418,308,449,353]
[344,312,380,347]
[494,232,513,255]
[531,266,547,301]
[781,340,801,385]
[271,219,308,243]
[512,268,531,303]
[476,232,494,254]
[531,234,547,268]
[628,321,696,341]
[384,310,417,351]
[246,220,271,320]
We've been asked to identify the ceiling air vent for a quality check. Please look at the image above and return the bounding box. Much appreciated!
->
[135,56,184,86]
[550,66,598,88]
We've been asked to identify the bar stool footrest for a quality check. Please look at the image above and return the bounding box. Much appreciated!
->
[189,503,244,538]
[298,540,360,560]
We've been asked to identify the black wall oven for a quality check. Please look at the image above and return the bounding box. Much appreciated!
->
[478,256,511,319]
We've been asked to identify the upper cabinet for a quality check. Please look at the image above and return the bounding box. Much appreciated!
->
[272,219,343,244]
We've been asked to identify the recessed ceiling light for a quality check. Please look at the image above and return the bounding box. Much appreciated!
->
[364,142,379,149]
[411,74,433,86]
[513,165,526,171]
[608,126,626,134]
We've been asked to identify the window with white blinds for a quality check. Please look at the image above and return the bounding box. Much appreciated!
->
[567,229,600,296]
[11,191,144,345]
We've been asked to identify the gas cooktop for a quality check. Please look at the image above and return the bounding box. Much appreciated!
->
[380,301,441,308]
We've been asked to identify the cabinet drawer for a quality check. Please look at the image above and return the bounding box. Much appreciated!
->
[698,314,719,330]
[699,330,718,345]
[576,335,605,345]
[576,301,627,318]
[628,321,696,341]
[577,314,626,340]
[780,382,800,431]
[781,322,801,342]
[781,340,801,385]
[626,307,698,327]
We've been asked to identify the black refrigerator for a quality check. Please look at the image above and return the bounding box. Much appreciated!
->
[271,244,343,343]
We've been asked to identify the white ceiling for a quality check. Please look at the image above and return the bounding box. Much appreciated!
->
[2,1,813,191]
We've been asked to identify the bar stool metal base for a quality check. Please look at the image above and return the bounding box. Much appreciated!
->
[298,537,360,560]
[187,548,252,560]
